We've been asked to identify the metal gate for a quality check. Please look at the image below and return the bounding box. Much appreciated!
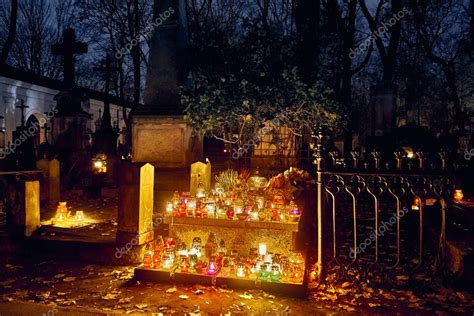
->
[309,128,455,283]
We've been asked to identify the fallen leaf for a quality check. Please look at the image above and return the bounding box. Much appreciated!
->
[62,277,76,282]
[135,304,148,309]
[178,295,189,300]
[102,293,118,300]
[166,287,178,294]
[239,294,253,300]
[54,274,65,279]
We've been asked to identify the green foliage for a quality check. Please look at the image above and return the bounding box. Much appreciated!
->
[182,21,343,145]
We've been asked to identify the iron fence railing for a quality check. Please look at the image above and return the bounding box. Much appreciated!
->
[309,127,456,283]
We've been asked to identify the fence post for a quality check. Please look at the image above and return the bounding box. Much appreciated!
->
[312,126,325,282]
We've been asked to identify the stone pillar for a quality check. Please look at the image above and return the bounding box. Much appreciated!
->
[36,159,60,205]
[117,162,155,246]
[9,180,41,237]
[369,81,398,136]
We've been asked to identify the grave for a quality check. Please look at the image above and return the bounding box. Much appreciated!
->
[132,0,202,167]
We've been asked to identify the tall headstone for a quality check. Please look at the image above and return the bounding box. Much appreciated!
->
[369,81,398,137]
[92,55,118,155]
[132,0,202,167]
[116,163,154,263]
[9,180,40,236]
[51,28,91,175]
[51,29,90,147]
[0,116,4,149]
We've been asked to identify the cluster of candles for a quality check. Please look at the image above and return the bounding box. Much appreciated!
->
[51,202,84,225]
[142,236,305,284]
[165,187,301,223]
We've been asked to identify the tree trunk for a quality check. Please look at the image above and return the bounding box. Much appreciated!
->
[1,0,18,64]
[132,0,141,109]
[294,0,320,84]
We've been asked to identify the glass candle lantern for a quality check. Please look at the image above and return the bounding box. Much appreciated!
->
[177,241,188,257]
[233,199,244,214]
[250,210,259,221]
[271,265,281,282]
[187,198,197,216]
[259,264,270,281]
[196,179,206,199]
[172,191,180,207]
[56,202,68,221]
[206,198,217,217]
[180,256,190,272]
[162,253,174,269]
[153,238,164,268]
[454,189,463,201]
[189,237,202,258]
[143,244,153,268]
[165,201,174,215]
[290,267,303,283]
[205,233,217,259]
[164,237,176,252]
[236,263,245,278]
[189,254,198,271]
[249,263,258,278]
[75,211,84,221]
[258,243,267,257]
[264,252,273,264]
[256,196,265,210]
[221,257,231,277]
[215,182,224,196]
[226,206,235,220]
[207,257,218,275]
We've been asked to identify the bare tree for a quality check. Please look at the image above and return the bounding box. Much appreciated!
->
[0,0,18,64]
[359,0,402,81]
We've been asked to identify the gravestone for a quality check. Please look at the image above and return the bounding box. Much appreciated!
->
[116,163,155,262]
[51,28,91,176]
[9,180,40,236]
[132,0,202,167]
[369,81,398,136]
[36,159,60,205]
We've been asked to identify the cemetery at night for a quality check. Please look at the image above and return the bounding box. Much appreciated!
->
[0,0,473,314]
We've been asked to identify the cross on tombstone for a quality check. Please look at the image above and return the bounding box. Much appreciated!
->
[16,99,29,128]
[41,120,51,144]
[51,28,88,87]
[94,54,119,131]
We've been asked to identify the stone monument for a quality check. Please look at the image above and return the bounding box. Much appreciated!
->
[51,28,91,174]
[369,81,398,137]
[132,0,202,167]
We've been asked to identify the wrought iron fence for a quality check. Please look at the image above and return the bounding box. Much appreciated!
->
[309,127,456,283]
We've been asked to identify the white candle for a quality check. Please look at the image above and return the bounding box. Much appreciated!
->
[258,243,267,256]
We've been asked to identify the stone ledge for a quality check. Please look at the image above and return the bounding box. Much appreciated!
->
[163,216,299,232]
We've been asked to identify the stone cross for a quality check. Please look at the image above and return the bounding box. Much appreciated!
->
[41,122,51,144]
[15,99,29,127]
[51,28,88,87]
[94,55,118,131]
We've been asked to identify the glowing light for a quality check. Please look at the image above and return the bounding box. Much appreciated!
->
[207,261,217,275]
[258,243,267,256]
[166,201,173,214]
[75,211,84,221]
[412,197,421,211]
[454,189,463,201]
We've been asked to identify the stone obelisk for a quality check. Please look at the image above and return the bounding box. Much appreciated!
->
[132,0,202,167]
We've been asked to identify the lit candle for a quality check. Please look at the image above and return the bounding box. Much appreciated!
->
[75,211,84,221]
[236,264,245,278]
[454,189,463,201]
[256,196,265,209]
[258,243,267,256]
[207,261,217,275]
[166,201,173,214]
